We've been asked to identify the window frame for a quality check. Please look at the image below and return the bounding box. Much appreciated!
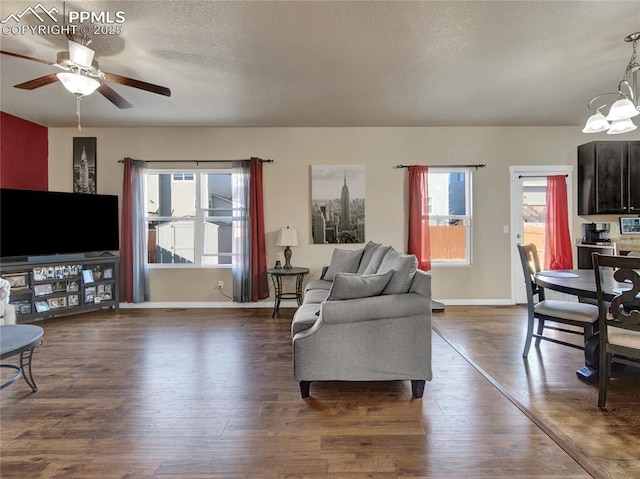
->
[146,168,234,269]
[171,173,195,182]
[428,167,473,267]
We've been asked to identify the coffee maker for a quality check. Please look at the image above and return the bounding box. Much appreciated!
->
[582,223,611,245]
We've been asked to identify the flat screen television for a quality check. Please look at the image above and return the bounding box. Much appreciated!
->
[0,188,119,260]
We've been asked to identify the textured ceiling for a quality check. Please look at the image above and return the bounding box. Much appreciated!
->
[1,1,639,128]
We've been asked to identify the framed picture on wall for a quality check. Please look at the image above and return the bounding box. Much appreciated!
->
[620,217,640,234]
[310,164,365,244]
[73,137,97,194]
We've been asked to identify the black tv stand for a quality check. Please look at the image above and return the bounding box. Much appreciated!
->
[1,256,119,323]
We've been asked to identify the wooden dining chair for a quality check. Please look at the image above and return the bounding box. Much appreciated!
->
[517,244,599,357]
[592,253,640,409]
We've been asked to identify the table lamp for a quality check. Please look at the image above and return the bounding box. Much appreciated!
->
[276,226,298,269]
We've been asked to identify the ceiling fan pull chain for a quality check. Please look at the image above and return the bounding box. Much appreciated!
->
[76,95,82,132]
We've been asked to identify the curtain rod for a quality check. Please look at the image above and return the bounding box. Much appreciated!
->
[518,174,568,179]
[395,164,486,170]
[118,157,273,164]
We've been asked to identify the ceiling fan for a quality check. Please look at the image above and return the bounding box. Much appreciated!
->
[1,35,171,128]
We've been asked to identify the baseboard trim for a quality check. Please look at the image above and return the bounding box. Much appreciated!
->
[118,300,299,309]
[435,299,514,306]
[118,299,513,309]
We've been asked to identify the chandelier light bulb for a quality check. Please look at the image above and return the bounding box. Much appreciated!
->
[582,111,611,133]
[605,97,640,121]
[606,117,637,135]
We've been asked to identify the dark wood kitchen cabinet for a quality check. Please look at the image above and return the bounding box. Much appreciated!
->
[578,141,640,215]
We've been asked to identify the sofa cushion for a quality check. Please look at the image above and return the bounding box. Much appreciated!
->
[292,303,321,335]
[362,245,391,275]
[356,241,381,274]
[377,249,418,294]
[324,248,364,281]
[305,279,333,293]
[326,271,393,301]
[304,288,330,305]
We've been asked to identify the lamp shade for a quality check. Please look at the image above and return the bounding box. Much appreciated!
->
[276,227,298,247]
[606,118,638,135]
[57,72,100,96]
[606,98,640,121]
[582,111,611,133]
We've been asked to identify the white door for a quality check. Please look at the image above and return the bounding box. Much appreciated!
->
[510,166,573,304]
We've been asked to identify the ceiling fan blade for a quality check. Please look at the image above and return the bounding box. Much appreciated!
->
[14,74,60,90]
[97,83,133,109]
[1,50,54,66]
[103,71,171,97]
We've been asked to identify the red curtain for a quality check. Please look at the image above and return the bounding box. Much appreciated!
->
[407,166,431,271]
[249,158,269,301]
[119,158,134,302]
[544,175,573,270]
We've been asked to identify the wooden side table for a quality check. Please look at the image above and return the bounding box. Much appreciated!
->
[267,267,309,318]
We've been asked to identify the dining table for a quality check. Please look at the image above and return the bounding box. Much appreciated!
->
[534,268,630,302]
[534,268,640,382]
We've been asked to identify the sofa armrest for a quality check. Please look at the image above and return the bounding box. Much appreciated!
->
[320,293,430,325]
[319,266,329,280]
[410,270,431,297]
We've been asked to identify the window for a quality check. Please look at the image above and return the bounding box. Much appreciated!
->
[172,173,194,181]
[146,170,233,266]
[428,168,472,266]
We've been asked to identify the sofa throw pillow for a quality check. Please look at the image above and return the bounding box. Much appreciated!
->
[377,249,418,294]
[326,271,394,301]
[324,248,365,281]
[362,245,391,275]
[356,241,381,274]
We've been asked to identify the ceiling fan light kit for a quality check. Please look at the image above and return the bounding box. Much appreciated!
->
[1,36,171,130]
[583,32,640,135]
[56,72,100,96]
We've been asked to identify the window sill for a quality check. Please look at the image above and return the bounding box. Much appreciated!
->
[431,262,471,268]
[148,264,232,269]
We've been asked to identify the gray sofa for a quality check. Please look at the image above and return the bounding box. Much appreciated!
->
[291,242,432,398]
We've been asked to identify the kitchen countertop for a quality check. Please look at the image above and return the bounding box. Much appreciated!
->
[576,240,640,252]
[615,240,640,252]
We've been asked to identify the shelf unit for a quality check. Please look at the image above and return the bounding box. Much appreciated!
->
[1,256,119,323]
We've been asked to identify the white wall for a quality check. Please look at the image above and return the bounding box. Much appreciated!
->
[47,126,640,304]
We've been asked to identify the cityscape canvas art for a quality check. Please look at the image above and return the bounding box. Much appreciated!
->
[73,137,97,194]
[311,165,365,244]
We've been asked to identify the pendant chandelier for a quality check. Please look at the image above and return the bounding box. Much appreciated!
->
[582,32,640,135]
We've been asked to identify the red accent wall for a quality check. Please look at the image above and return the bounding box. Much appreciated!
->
[0,112,48,190]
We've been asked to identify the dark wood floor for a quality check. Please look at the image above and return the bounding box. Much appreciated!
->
[432,306,640,479]
[0,305,630,478]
